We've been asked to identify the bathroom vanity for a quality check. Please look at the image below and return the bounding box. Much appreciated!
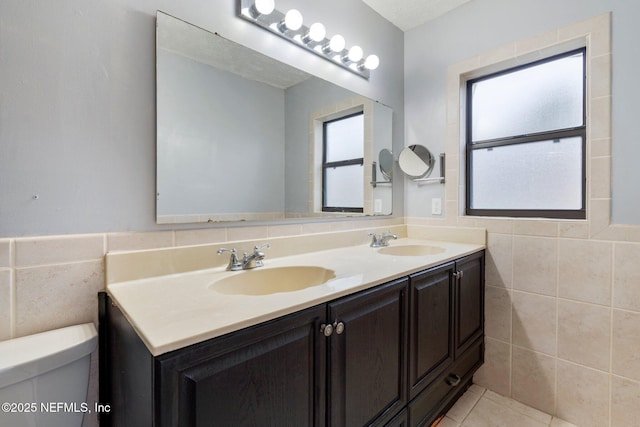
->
[100,235,484,427]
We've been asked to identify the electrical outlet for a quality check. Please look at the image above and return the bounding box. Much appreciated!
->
[374,199,383,213]
[431,198,442,215]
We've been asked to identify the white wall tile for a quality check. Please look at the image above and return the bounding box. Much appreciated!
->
[556,360,609,427]
[512,291,557,355]
[612,309,640,382]
[15,234,104,267]
[558,239,612,305]
[14,261,103,337]
[613,243,640,312]
[513,236,557,296]
[0,270,12,341]
[557,300,610,371]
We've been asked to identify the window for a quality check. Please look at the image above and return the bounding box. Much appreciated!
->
[466,48,586,219]
[322,112,364,212]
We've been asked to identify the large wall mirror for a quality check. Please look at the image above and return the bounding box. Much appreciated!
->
[156,11,393,224]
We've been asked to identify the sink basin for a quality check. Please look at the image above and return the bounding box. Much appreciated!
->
[377,245,445,257]
[211,266,336,295]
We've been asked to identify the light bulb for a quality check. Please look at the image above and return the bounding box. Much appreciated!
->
[253,0,274,15]
[347,45,363,62]
[307,23,326,42]
[284,9,303,31]
[364,54,380,70]
[328,34,345,52]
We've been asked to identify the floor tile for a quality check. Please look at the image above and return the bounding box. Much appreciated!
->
[444,386,579,427]
[460,397,548,427]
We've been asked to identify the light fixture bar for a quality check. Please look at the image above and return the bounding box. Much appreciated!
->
[238,0,378,79]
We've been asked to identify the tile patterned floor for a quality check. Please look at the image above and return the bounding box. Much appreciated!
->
[439,385,579,427]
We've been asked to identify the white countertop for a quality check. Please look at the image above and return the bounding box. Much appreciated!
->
[107,238,484,356]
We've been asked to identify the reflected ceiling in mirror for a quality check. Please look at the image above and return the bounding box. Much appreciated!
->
[156,12,392,224]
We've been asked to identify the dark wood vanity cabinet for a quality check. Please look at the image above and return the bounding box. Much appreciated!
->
[102,278,408,427]
[156,305,327,427]
[327,278,408,427]
[407,251,485,427]
[101,251,484,427]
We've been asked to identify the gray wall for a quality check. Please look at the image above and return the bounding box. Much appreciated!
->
[0,0,404,237]
[157,48,285,215]
[405,0,640,225]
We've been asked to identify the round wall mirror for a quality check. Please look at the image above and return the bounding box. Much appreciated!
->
[398,145,435,179]
[379,149,393,181]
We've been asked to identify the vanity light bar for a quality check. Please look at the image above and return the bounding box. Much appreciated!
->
[238,0,379,79]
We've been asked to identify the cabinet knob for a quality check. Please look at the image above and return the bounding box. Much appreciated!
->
[453,270,464,279]
[321,323,334,337]
[335,321,345,335]
[446,373,461,387]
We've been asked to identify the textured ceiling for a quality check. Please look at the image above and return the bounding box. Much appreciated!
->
[362,0,472,31]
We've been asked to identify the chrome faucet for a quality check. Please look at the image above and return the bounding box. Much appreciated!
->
[217,243,270,271]
[368,231,398,248]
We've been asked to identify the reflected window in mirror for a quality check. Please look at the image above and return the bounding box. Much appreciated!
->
[310,97,392,217]
[322,112,365,213]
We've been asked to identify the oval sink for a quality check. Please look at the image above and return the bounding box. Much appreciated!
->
[377,245,445,256]
[211,266,336,295]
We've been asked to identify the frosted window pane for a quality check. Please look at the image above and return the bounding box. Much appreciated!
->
[470,137,583,210]
[325,114,364,162]
[325,165,363,208]
[471,52,583,141]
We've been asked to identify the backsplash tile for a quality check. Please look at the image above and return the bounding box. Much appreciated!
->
[174,228,227,247]
[107,231,173,252]
[0,270,11,341]
[14,260,104,337]
[225,225,269,242]
[0,239,11,268]
[15,234,104,267]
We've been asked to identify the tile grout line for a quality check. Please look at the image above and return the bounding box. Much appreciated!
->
[9,239,16,339]
[554,225,560,417]
[608,242,615,427]
[459,387,486,425]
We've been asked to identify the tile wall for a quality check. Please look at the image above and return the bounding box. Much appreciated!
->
[405,12,640,427]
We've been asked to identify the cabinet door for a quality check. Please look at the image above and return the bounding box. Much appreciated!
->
[408,262,454,400]
[327,278,408,427]
[156,304,326,427]
[454,251,485,357]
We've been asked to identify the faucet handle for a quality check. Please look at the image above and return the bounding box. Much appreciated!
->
[253,243,271,252]
[217,248,242,271]
[368,232,382,247]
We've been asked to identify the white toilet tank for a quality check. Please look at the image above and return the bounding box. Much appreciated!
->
[0,323,98,427]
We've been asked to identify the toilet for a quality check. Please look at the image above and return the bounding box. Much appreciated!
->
[0,323,98,427]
